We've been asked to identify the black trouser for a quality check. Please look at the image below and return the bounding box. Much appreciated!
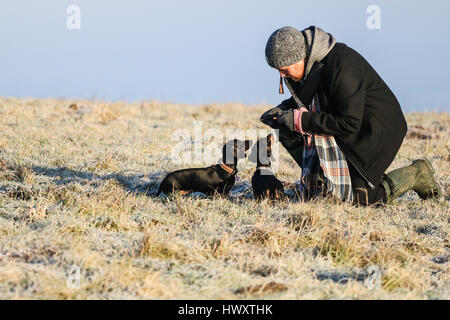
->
[347,162,386,206]
[277,130,387,206]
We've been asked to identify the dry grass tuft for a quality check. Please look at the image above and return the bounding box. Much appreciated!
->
[235,281,288,295]
[136,230,191,262]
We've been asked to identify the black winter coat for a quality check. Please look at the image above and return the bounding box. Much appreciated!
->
[281,43,408,188]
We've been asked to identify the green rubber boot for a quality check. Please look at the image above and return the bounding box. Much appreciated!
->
[381,158,442,204]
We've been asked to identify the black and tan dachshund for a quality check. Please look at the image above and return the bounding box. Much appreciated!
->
[157,139,252,197]
[250,134,284,201]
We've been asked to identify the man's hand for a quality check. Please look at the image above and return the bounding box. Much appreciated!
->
[261,108,294,131]
[260,103,290,128]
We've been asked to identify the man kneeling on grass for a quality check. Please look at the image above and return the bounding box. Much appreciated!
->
[261,26,441,206]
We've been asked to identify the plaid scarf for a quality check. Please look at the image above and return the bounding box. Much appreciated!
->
[284,79,353,202]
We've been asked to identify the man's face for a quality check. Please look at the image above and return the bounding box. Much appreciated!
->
[277,59,306,82]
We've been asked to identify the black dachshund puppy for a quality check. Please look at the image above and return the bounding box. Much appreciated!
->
[157,139,252,197]
[250,134,284,201]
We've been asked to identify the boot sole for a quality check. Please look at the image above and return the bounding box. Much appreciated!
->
[414,158,442,200]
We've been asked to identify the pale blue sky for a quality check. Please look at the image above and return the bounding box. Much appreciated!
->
[0,0,449,111]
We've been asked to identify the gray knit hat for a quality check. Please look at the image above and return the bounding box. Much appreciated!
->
[265,26,306,68]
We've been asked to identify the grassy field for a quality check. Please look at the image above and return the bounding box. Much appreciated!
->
[0,97,448,299]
